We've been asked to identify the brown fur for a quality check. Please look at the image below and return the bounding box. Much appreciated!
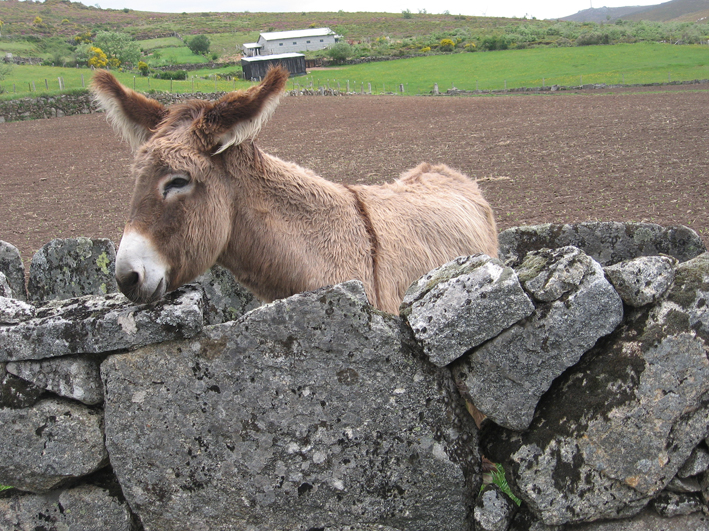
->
[91,67,498,314]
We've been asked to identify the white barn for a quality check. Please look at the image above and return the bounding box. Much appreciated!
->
[242,28,340,57]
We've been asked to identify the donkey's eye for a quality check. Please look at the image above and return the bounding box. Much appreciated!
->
[162,176,192,198]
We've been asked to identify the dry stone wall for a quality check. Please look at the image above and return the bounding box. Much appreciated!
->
[1,223,709,530]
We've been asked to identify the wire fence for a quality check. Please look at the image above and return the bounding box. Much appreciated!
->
[3,69,709,100]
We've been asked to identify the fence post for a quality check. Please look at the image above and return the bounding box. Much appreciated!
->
[133,76,136,90]
[433,82,439,95]
[347,80,350,92]
[170,79,173,92]
[45,79,49,90]
[399,83,404,93]
[368,82,371,94]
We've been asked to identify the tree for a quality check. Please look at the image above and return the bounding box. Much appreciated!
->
[327,42,352,64]
[187,35,210,55]
[94,31,140,67]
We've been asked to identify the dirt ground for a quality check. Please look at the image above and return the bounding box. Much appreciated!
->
[1,85,707,267]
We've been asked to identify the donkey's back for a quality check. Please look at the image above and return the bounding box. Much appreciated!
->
[354,162,498,312]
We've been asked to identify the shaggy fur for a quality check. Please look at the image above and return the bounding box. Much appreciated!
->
[91,67,498,314]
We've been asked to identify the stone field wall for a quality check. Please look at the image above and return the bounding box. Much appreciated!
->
[1,222,709,530]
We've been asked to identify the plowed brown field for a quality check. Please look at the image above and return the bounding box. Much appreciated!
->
[1,85,707,266]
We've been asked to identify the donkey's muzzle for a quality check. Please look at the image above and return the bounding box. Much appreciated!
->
[115,230,170,304]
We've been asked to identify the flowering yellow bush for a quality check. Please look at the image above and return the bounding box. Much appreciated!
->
[439,38,455,52]
[87,46,108,68]
[420,46,431,53]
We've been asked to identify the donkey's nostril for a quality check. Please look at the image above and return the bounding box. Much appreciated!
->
[117,270,142,294]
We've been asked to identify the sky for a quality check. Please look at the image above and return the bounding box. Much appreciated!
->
[91,0,669,21]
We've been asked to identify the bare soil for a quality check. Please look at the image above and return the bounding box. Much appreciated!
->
[1,85,707,267]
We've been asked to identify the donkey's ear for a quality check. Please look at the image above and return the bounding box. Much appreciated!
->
[90,70,166,151]
[200,66,289,154]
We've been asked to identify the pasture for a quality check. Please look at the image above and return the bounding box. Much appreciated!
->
[0,84,707,267]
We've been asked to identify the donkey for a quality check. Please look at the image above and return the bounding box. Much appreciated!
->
[91,67,498,314]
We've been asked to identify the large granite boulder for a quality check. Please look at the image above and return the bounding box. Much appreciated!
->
[482,253,709,526]
[0,399,108,493]
[0,485,133,530]
[454,247,624,431]
[0,240,26,300]
[0,287,205,362]
[499,222,705,267]
[400,254,535,367]
[102,281,480,531]
[27,237,118,302]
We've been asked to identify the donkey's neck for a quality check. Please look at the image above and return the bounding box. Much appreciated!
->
[217,143,372,303]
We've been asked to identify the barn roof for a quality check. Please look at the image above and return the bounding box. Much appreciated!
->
[259,28,337,41]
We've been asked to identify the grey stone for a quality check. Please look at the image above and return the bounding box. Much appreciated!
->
[1,363,43,409]
[455,247,623,431]
[604,256,677,307]
[0,272,11,298]
[499,222,705,267]
[27,237,118,303]
[0,485,132,530]
[667,476,702,493]
[482,253,709,525]
[400,255,534,367]
[0,399,108,493]
[6,356,103,405]
[0,286,204,362]
[566,508,709,530]
[0,296,34,324]
[0,240,26,301]
[651,491,705,517]
[192,264,261,325]
[679,446,709,478]
[474,485,518,531]
[102,281,480,531]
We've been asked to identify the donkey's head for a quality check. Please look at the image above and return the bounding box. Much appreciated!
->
[91,67,289,303]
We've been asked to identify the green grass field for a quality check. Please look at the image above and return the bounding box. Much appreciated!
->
[305,42,709,94]
[0,65,254,100]
[2,42,708,100]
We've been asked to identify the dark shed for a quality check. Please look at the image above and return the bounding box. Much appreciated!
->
[241,53,306,81]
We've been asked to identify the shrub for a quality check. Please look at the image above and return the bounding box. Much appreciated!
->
[420,46,431,53]
[439,38,455,52]
[154,70,188,80]
[327,42,352,64]
[138,61,149,76]
[402,9,412,19]
[187,35,210,55]
[87,46,108,68]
